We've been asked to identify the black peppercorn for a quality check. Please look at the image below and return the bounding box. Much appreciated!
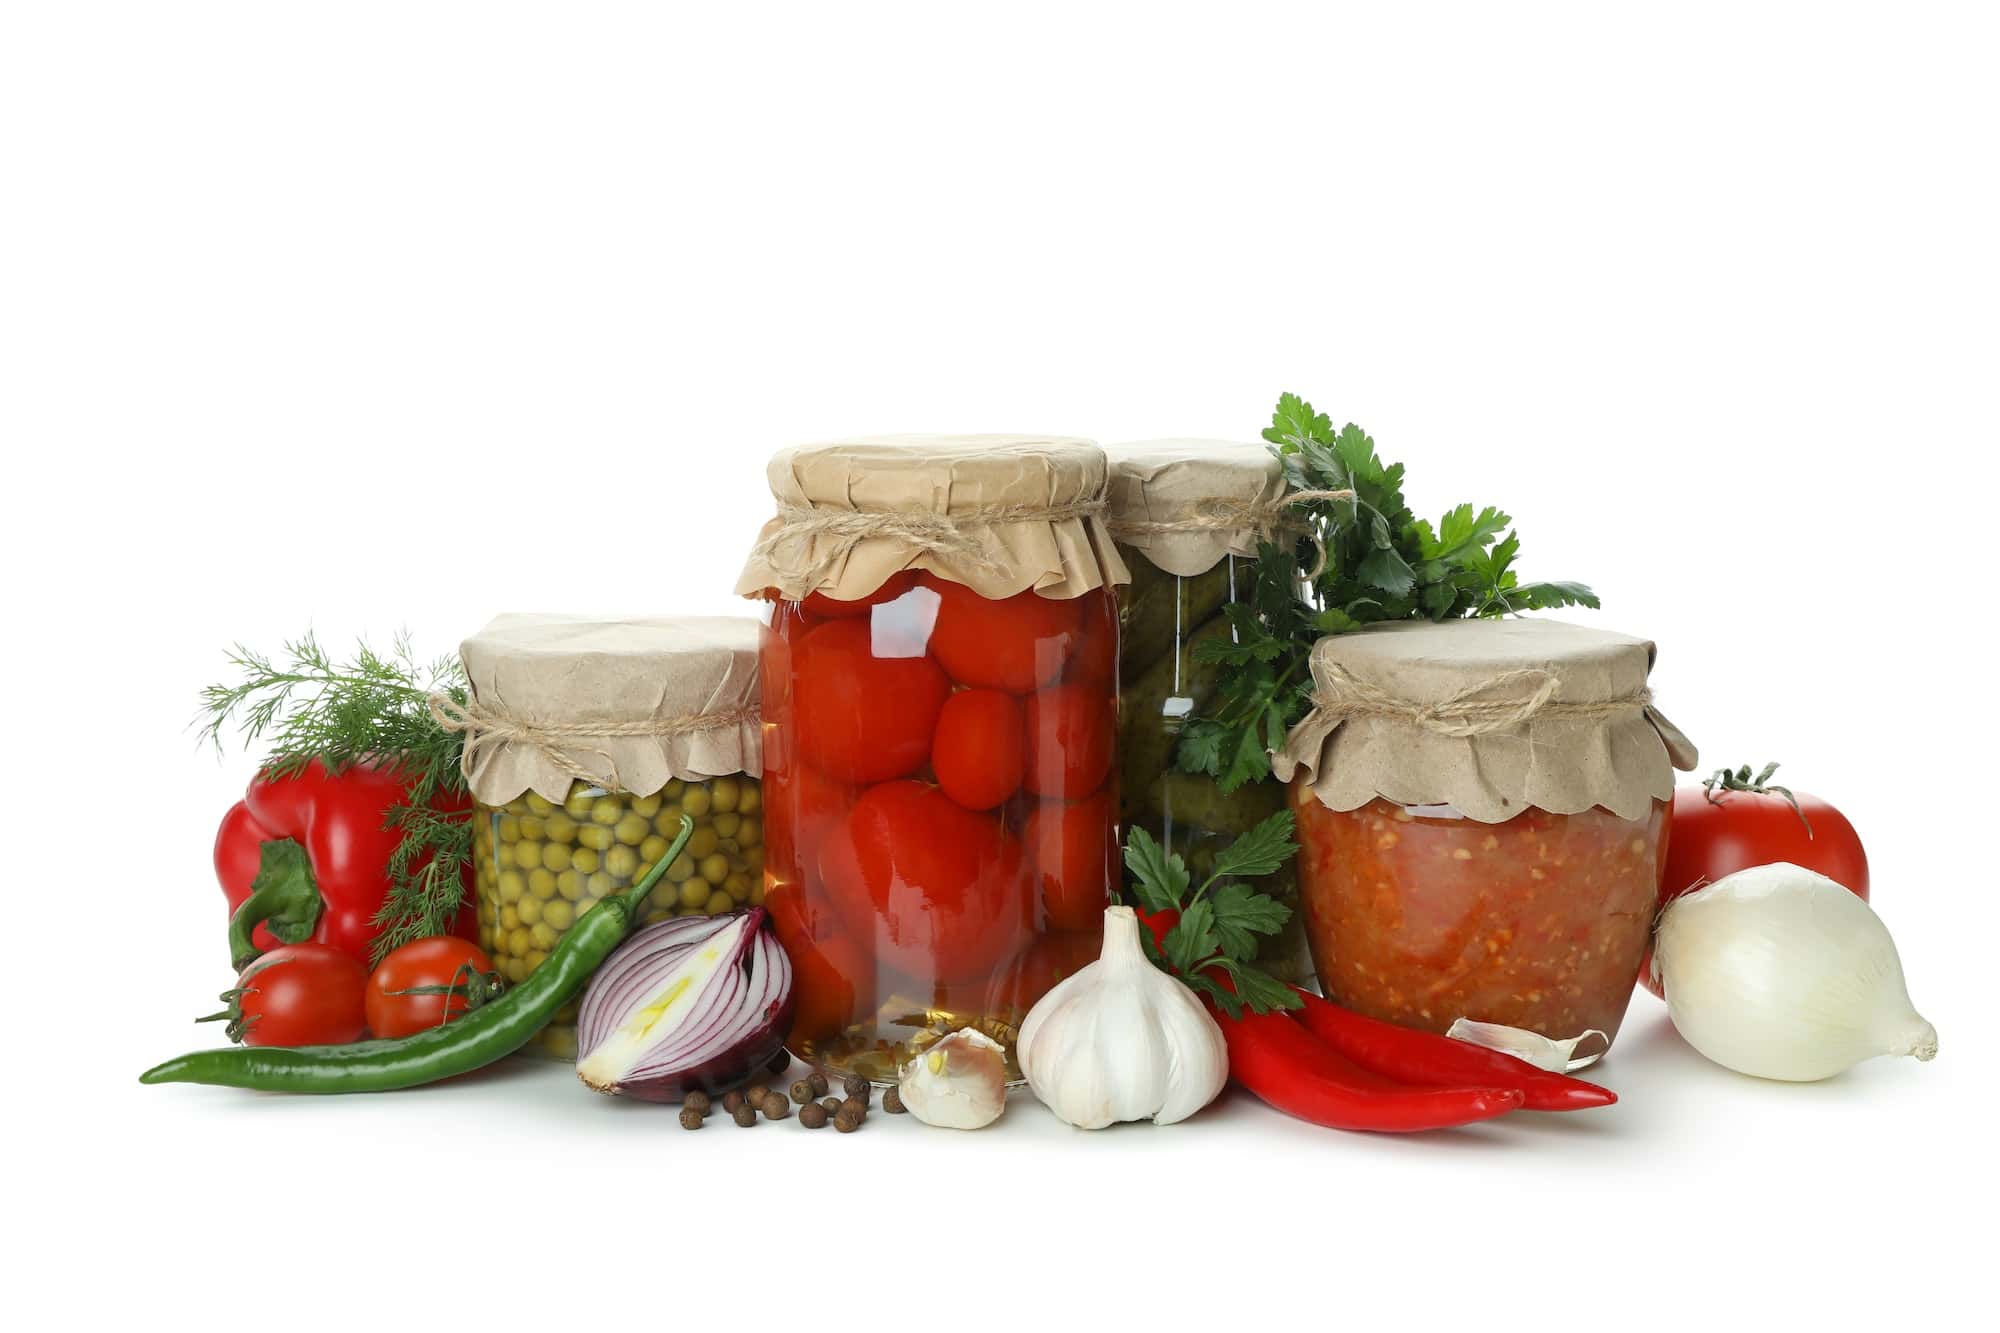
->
[882,1086,906,1114]
[834,1108,862,1133]
[683,1090,711,1116]
[799,1101,828,1129]
[842,1074,870,1099]
[768,1049,791,1075]
[732,1103,758,1127]
[761,1092,790,1120]
[722,1090,745,1115]
[789,1079,815,1105]
[678,1107,704,1130]
[808,1071,830,1097]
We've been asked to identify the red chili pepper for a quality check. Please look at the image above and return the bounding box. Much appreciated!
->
[214,759,475,970]
[1210,1001,1524,1132]
[1289,987,1616,1112]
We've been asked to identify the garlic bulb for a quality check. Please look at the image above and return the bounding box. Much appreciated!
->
[1656,862,1937,1082]
[898,1028,1007,1129]
[1017,906,1228,1129]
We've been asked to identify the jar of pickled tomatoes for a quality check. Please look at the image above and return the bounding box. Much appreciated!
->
[447,614,763,1059]
[737,435,1129,1082]
[1271,619,1697,1062]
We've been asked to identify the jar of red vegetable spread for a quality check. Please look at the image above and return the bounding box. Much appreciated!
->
[444,614,763,1060]
[1270,619,1697,1062]
[736,435,1129,1083]
[1103,439,1312,983]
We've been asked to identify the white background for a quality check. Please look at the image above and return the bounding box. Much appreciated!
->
[6,3,1995,1329]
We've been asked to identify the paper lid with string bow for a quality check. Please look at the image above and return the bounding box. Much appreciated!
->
[1270,617,1698,824]
[1104,439,1294,576]
[435,614,762,806]
[734,435,1128,603]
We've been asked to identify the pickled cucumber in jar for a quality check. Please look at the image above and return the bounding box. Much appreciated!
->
[472,776,766,1058]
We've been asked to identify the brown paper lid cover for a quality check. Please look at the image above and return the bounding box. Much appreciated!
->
[733,434,1128,603]
[1103,439,1289,577]
[1270,617,1698,823]
[452,614,761,805]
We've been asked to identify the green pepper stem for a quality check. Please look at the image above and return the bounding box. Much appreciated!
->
[608,815,695,920]
[226,839,325,970]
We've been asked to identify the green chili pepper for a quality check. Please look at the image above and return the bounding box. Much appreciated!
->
[140,816,697,1094]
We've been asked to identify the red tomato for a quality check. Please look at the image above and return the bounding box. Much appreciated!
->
[1640,770,1869,998]
[1024,791,1116,931]
[767,882,869,1044]
[793,618,951,783]
[819,780,1030,983]
[931,689,1025,810]
[762,760,857,888]
[802,571,919,620]
[1061,589,1118,689]
[365,937,501,1039]
[230,944,367,1047]
[935,928,1104,1015]
[1023,683,1116,798]
[924,577,1081,693]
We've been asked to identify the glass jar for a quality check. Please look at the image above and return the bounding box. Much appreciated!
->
[472,775,766,1059]
[1104,439,1312,983]
[760,575,1120,1083]
[1115,545,1310,983]
[1291,794,1671,1057]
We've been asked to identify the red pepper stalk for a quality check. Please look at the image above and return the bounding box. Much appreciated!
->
[214,758,475,970]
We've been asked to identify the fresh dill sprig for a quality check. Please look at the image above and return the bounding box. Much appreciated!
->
[197,630,474,963]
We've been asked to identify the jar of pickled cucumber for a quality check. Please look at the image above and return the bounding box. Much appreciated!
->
[737,435,1129,1083]
[1103,439,1313,984]
[453,614,763,1059]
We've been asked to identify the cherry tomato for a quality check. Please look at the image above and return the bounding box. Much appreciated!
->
[931,689,1025,810]
[802,571,919,620]
[1640,770,1868,998]
[365,937,501,1040]
[1061,589,1118,689]
[1023,683,1116,798]
[762,760,857,888]
[819,780,1029,983]
[924,577,1081,693]
[230,943,367,1047]
[793,618,950,783]
[934,928,1103,1015]
[767,882,868,1044]
[1024,791,1116,931]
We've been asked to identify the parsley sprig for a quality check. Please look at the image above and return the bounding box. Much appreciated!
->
[1176,392,1600,792]
[1124,810,1302,1017]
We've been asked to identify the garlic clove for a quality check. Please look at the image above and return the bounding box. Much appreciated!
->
[1656,861,1938,1083]
[1445,1019,1608,1073]
[897,1028,1008,1129]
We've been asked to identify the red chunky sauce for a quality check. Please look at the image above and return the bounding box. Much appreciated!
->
[1291,789,1670,1050]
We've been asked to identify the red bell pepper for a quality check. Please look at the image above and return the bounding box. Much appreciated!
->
[214,758,475,969]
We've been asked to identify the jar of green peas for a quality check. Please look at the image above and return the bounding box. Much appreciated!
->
[454,614,763,1059]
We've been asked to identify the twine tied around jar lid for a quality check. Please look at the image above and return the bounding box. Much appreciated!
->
[747,495,1110,587]
[1104,488,1355,578]
[1312,663,1653,739]
[428,693,760,794]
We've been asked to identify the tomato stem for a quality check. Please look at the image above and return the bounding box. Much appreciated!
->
[1701,762,1813,837]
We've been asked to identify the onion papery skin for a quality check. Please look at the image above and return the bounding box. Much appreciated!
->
[575,910,795,1102]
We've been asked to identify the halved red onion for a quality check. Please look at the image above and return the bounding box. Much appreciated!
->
[575,910,794,1102]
